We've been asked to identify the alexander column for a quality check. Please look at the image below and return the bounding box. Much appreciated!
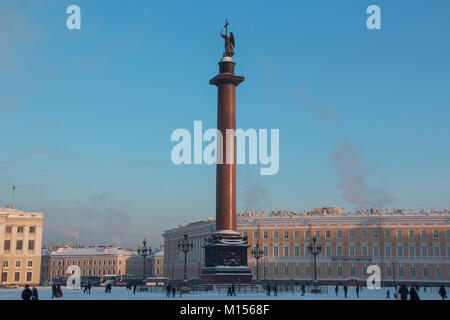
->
[201,20,252,284]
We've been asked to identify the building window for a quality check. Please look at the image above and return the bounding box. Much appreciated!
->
[436,267,441,278]
[408,230,414,238]
[337,245,343,256]
[326,230,331,239]
[26,272,32,282]
[433,230,439,238]
[1,272,7,282]
[16,240,23,250]
[433,245,440,257]
[396,230,402,239]
[294,246,300,257]
[263,231,268,239]
[263,245,268,256]
[420,230,426,238]
[294,231,299,239]
[373,245,379,257]
[409,244,416,257]
[385,245,391,257]
[373,230,379,239]
[28,240,35,251]
[5,226,12,233]
[327,266,332,276]
[315,230,320,239]
[326,245,331,257]
[284,265,289,276]
[410,267,416,277]
[274,266,278,276]
[446,230,450,239]
[361,230,367,238]
[274,231,278,239]
[387,267,392,277]
[398,267,404,277]
[305,266,310,276]
[423,267,429,277]
[384,230,390,238]
[243,231,248,238]
[421,246,428,257]
[397,245,403,257]
[338,266,343,277]
[274,245,279,257]
[4,240,10,251]
[295,265,300,276]
[362,244,368,256]
[284,246,289,257]
[305,230,310,239]
[349,230,355,239]
[253,231,258,239]
[29,226,36,234]
[14,272,20,282]
[17,226,24,233]
[3,261,8,267]
[284,231,289,239]
[349,244,355,256]
[336,230,342,239]
[350,266,355,277]
[27,261,33,267]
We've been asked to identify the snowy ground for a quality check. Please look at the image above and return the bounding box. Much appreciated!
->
[0,286,445,300]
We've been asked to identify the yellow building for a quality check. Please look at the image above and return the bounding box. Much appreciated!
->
[0,206,44,287]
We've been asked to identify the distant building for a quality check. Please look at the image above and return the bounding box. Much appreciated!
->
[163,208,450,286]
[47,244,165,281]
[0,206,44,287]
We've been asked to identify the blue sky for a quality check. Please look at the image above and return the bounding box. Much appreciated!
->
[1,0,449,248]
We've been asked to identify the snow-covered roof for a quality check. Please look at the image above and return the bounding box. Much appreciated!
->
[50,246,140,257]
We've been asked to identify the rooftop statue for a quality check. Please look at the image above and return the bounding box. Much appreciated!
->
[221,19,235,57]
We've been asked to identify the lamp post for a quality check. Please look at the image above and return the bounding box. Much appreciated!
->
[251,243,264,282]
[178,233,193,284]
[137,239,152,280]
[307,235,322,293]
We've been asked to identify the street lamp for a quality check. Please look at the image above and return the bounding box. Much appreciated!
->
[307,235,322,293]
[251,243,264,282]
[178,233,193,284]
[137,239,152,280]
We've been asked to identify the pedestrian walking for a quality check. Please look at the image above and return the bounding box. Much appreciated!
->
[171,286,176,298]
[133,284,137,295]
[21,285,32,300]
[166,284,171,298]
[227,285,232,296]
[274,284,278,296]
[231,282,236,296]
[87,281,91,294]
[301,284,305,296]
[356,285,359,298]
[386,290,390,299]
[409,286,420,300]
[438,285,447,300]
[266,284,271,296]
[51,283,57,299]
[343,285,348,298]
[399,284,409,300]
[31,287,39,300]
[55,284,63,298]
[335,285,339,297]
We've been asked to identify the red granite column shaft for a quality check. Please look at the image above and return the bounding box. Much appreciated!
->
[210,59,244,234]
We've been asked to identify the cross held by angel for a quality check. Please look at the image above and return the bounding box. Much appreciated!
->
[221,19,235,57]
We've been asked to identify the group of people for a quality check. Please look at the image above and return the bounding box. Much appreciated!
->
[266,284,278,296]
[21,285,39,300]
[390,284,447,300]
[165,284,179,298]
[335,284,359,298]
[51,283,63,298]
[226,283,236,296]
[83,281,92,294]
